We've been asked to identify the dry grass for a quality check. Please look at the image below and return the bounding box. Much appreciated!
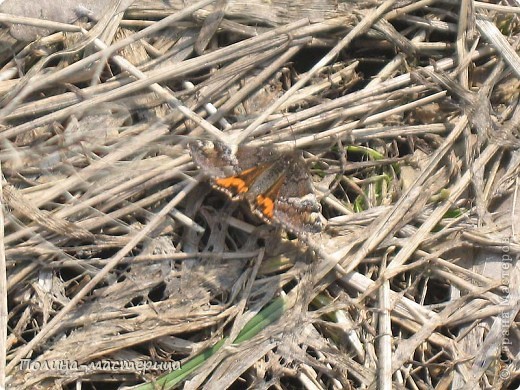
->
[1,0,520,389]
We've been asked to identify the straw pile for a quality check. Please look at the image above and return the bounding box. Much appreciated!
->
[1,0,519,388]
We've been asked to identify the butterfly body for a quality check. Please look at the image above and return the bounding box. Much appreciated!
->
[189,140,323,234]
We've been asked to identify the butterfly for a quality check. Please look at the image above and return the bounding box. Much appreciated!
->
[189,140,323,234]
